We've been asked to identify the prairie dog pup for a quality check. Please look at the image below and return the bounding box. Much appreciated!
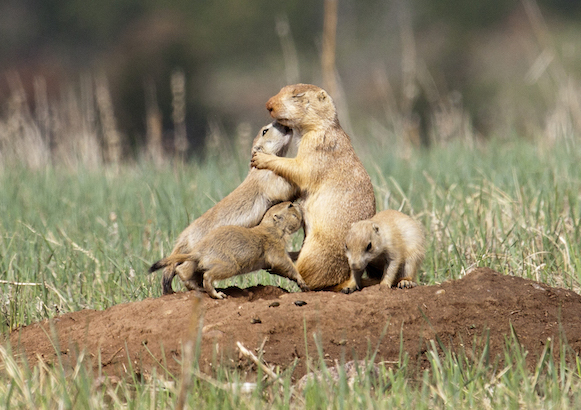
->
[343,210,425,293]
[150,202,308,299]
[158,122,297,294]
[251,84,376,290]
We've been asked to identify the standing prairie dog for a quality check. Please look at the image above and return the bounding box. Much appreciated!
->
[251,84,376,290]
[343,210,426,293]
[149,202,308,299]
[158,122,297,294]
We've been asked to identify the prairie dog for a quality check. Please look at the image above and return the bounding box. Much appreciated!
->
[158,122,297,294]
[150,202,309,299]
[343,210,425,293]
[251,84,376,290]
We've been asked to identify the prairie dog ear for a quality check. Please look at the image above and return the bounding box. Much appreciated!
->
[372,223,380,234]
[317,90,327,102]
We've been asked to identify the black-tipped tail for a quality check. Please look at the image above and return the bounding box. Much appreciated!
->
[162,271,176,295]
[149,260,165,273]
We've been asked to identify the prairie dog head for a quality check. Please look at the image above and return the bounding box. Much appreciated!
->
[252,121,293,157]
[261,201,303,235]
[265,84,338,132]
[344,220,382,272]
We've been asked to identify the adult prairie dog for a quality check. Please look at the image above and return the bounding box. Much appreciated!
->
[150,202,308,299]
[343,209,425,293]
[158,122,297,294]
[251,84,376,290]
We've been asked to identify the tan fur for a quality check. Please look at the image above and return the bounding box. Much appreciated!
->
[251,84,376,290]
[343,210,426,293]
[157,122,297,294]
[149,202,308,299]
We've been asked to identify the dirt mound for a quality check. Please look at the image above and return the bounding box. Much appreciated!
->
[7,268,581,381]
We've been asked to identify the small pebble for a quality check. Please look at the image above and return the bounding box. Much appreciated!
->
[294,300,307,307]
[269,301,280,308]
[250,317,261,324]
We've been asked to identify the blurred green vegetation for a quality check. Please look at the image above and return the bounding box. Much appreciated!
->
[1,136,580,329]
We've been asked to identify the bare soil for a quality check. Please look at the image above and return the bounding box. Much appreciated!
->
[6,268,581,382]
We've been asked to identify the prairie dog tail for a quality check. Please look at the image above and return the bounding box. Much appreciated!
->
[162,266,177,295]
[149,254,194,273]
[150,254,197,295]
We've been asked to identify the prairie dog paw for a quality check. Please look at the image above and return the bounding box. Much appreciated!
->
[397,280,418,289]
[297,280,310,292]
[251,152,273,169]
[341,286,359,294]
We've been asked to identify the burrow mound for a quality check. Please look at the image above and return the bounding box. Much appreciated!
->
[6,268,581,381]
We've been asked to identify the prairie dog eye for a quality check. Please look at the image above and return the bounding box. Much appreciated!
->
[366,242,372,252]
[262,128,268,136]
[293,92,305,98]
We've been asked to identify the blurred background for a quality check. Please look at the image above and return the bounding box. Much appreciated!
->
[0,0,580,167]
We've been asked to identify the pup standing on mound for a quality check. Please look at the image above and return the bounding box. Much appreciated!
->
[150,202,309,299]
[251,84,376,291]
[156,122,297,294]
[343,209,425,293]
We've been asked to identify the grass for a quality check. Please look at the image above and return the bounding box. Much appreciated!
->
[1,326,581,408]
[1,135,580,407]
